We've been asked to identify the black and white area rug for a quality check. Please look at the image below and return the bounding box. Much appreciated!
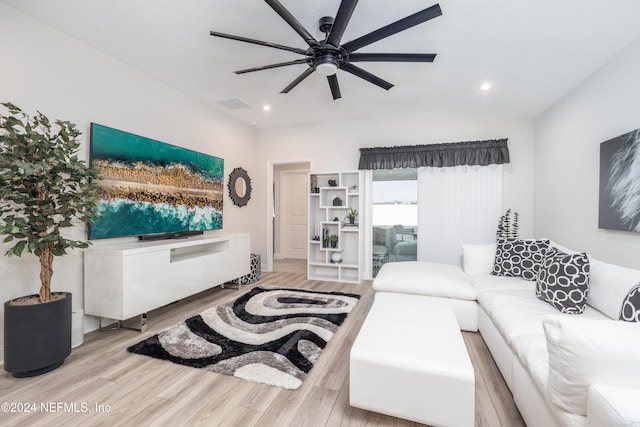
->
[127,286,360,389]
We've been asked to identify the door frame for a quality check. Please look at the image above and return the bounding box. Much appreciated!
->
[265,159,312,272]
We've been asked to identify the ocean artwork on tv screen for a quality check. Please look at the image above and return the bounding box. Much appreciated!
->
[89,123,224,239]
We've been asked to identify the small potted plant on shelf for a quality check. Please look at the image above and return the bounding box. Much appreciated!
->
[346,208,358,225]
[328,234,339,248]
[0,102,101,377]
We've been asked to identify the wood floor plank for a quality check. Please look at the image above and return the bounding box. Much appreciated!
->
[217,406,263,427]
[464,332,503,427]
[0,259,524,426]
[289,385,340,427]
[238,382,282,412]
[185,378,257,426]
[148,373,232,427]
[466,332,526,427]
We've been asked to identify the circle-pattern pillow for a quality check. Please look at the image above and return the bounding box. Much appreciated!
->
[492,238,549,281]
[619,283,640,322]
[536,248,590,314]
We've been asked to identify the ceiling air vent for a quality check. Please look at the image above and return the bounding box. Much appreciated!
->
[216,98,250,110]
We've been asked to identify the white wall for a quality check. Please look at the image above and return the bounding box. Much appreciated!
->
[0,4,259,354]
[254,110,535,260]
[534,36,640,269]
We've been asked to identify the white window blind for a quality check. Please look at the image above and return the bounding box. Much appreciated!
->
[417,164,502,265]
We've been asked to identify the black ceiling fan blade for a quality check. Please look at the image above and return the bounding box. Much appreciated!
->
[326,0,359,48]
[264,0,320,47]
[281,67,315,94]
[327,75,342,100]
[235,59,309,75]
[349,53,436,62]
[209,31,307,55]
[342,63,393,90]
[342,3,442,53]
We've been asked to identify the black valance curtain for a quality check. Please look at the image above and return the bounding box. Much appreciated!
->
[358,138,509,170]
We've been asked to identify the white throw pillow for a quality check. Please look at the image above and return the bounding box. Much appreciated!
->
[462,243,497,275]
[588,260,640,320]
[543,315,640,416]
[373,261,477,300]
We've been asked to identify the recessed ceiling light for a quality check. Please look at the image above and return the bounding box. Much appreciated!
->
[262,104,271,111]
[480,82,493,92]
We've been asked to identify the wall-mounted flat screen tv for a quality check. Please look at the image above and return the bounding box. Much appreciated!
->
[89,123,224,240]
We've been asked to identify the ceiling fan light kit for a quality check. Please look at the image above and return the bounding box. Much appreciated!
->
[210,0,441,100]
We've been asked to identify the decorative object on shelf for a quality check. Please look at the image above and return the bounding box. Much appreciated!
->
[328,179,337,187]
[0,102,101,377]
[329,234,339,248]
[322,228,329,247]
[346,208,359,225]
[331,252,343,263]
[332,195,343,206]
[333,217,340,222]
[350,184,358,193]
[496,208,519,240]
[310,174,318,193]
[228,167,252,207]
[128,286,360,390]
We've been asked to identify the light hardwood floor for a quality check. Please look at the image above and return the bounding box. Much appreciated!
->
[0,259,524,426]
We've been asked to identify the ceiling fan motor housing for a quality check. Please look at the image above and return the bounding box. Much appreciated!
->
[312,44,347,76]
[318,16,334,36]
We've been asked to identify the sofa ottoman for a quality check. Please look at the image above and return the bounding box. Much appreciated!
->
[373,261,478,331]
[350,292,475,427]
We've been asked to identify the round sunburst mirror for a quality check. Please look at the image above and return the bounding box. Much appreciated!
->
[228,167,252,207]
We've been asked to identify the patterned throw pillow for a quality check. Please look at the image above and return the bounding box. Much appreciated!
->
[536,248,590,314]
[619,283,640,322]
[492,238,550,281]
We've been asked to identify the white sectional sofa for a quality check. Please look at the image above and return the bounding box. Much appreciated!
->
[370,240,640,427]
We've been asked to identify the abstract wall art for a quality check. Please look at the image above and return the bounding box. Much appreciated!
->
[599,128,640,233]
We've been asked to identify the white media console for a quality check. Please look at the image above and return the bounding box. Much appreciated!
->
[84,233,250,329]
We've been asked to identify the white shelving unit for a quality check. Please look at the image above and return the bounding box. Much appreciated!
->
[308,171,362,283]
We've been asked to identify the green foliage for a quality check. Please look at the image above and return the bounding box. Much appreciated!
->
[346,208,358,219]
[328,234,339,242]
[0,102,101,297]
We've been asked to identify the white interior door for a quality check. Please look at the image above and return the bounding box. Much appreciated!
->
[280,170,308,259]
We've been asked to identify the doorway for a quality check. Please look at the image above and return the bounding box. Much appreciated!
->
[267,160,311,272]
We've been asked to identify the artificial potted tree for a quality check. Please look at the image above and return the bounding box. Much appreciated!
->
[0,102,100,377]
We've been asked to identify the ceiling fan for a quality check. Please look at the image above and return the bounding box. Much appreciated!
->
[210,0,442,100]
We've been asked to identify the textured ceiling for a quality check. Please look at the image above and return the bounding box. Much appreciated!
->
[4,0,640,128]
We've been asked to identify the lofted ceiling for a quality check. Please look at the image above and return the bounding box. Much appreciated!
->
[3,0,640,128]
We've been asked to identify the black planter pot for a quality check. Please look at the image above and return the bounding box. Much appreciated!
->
[4,292,72,378]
